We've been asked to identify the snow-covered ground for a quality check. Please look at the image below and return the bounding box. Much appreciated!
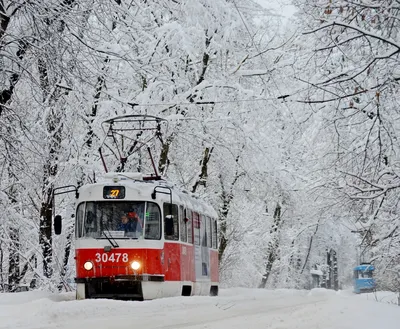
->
[0,288,399,329]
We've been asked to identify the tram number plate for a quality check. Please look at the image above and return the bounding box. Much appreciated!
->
[95,253,128,263]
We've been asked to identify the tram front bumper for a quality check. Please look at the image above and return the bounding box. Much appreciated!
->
[75,274,164,300]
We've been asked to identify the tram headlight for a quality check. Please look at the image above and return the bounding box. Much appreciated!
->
[131,261,141,270]
[84,261,93,271]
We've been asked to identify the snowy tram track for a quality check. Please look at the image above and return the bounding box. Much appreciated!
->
[150,296,330,329]
[1,288,400,329]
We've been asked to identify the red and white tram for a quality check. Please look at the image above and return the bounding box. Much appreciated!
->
[65,171,219,300]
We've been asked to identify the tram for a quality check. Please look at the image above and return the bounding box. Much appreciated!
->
[54,115,219,300]
[353,263,376,294]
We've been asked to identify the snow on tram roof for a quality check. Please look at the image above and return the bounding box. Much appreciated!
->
[78,172,217,218]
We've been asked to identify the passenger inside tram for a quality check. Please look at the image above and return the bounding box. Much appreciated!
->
[127,211,143,233]
[117,212,143,234]
[117,214,134,232]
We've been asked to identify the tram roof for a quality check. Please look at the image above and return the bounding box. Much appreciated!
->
[354,264,375,271]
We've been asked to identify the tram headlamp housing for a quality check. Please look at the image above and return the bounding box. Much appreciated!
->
[84,261,93,271]
[131,261,141,270]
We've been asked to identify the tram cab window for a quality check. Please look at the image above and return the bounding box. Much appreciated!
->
[355,270,373,279]
[145,202,161,240]
[179,206,187,242]
[163,203,179,240]
[75,203,85,238]
[79,201,161,240]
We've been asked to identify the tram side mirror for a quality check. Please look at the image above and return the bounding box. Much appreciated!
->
[165,215,174,236]
[54,215,62,235]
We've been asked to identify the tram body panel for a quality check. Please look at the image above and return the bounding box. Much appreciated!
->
[210,249,219,283]
[75,248,163,279]
[163,242,182,281]
[180,243,195,282]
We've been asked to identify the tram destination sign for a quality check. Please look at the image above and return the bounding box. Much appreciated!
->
[103,186,126,199]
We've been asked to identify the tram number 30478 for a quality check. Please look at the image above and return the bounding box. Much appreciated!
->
[95,253,129,263]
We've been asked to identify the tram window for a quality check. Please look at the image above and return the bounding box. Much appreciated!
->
[186,210,193,244]
[206,216,212,247]
[163,203,179,240]
[80,201,160,240]
[75,203,85,238]
[201,215,207,247]
[212,219,217,249]
[84,202,99,238]
[179,205,187,242]
[193,212,200,245]
[359,271,373,279]
[144,202,161,240]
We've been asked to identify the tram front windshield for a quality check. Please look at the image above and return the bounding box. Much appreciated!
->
[76,201,161,240]
[354,270,374,279]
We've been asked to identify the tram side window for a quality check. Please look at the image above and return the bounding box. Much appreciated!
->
[179,205,187,242]
[75,203,85,238]
[206,216,211,247]
[145,202,161,240]
[212,219,217,249]
[201,215,207,247]
[187,209,193,244]
[193,212,200,245]
[163,203,179,240]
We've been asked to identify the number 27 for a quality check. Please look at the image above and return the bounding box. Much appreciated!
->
[110,189,119,197]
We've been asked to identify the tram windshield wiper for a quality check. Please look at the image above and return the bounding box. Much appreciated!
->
[101,222,119,248]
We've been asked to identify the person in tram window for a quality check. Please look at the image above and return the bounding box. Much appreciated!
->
[117,214,134,232]
[128,211,143,233]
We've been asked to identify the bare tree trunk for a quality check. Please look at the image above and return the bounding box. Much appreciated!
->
[86,58,109,148]
[158,33,213,175]
[158,134,175,176]
[0,1,10,41]
[39,191,54,278]
[192,147,213,193]
[196,35,211,85]
[218,156,244,262]
[301,222,320,274]
[38,69,64,279]
[218,191,230,262]
[0,240,3,291]
[7,227,20,291]
[0,41,28,116]
[6,161,21,291]
[259,202,282,288]
[0,2,29,116]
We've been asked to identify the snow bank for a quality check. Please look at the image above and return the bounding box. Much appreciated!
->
[0,288,399,329]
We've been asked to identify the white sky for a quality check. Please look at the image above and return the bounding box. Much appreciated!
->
[1,288,399,329]
[254,0,297,18]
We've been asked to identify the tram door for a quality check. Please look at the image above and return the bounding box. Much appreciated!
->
[193,213,210,294]
[193,212,202,279]
[163,204,180,283]
[180,207,194,282]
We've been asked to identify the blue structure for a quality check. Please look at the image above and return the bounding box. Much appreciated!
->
[353,263,376,294]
